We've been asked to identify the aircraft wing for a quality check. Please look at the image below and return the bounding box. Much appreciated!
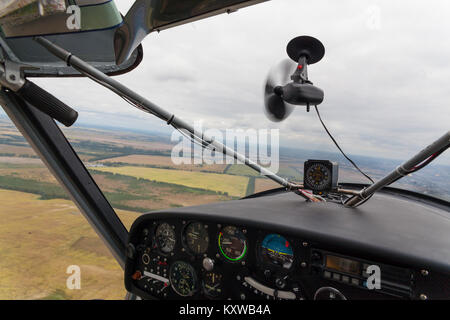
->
[114,0,269,64]
[0,0,267,76]
[0,0,142,76]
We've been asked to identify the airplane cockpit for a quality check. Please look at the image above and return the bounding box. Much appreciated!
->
[0,0,448,304]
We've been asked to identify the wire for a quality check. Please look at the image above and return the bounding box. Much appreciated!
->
[410,148,446,172]
[389,146,447,185]
[295,189,323,202]
[314,105,374,184]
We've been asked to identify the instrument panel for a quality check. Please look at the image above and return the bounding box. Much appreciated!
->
[124,185,450,300]
[125,215,448,300]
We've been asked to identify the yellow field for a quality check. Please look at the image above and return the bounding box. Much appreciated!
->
[0,189,140,300]
[95,166,249,197]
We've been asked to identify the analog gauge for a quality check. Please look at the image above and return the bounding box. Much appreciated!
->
[169,261,197,297]
[203,272,222,298]
[305,162,331,191]
[260,234,294,269]
[218,226,247,262]
[155,223,176,254]
[184,222,209,255]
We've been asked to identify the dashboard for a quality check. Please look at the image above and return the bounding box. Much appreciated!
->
[124,188,450,300]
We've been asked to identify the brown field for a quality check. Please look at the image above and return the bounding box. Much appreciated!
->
[0,156,42,165]
[0,144,36,156]
[0,189,140,300]
[122,193,229,209]
[254,178,281,193]
[63,127,174,151]
[100,154,227,173]
[91,172,231,211]
[0,166,58,184]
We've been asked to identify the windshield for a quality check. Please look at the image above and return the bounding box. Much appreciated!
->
[0,0,449,300]
[34,0,449,200]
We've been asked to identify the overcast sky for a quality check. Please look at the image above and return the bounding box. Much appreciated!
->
[24,0,450,164]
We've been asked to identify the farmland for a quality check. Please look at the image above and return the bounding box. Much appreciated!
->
[93,166,249,198]
[99,154,228,173]
[0,189,140,300]
[1,116,449,300]
[0,119,253,299]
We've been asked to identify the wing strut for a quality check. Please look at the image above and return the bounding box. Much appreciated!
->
[344,131,450,207]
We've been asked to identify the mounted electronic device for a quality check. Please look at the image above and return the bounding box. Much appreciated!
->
[264,36,325,121]
[303,160,339,195]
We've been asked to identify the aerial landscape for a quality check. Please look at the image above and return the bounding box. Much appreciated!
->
[0,117,448,300]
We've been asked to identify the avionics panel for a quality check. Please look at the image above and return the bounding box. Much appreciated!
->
[310,249,413,298]
[125,217,443,300]
[124,190,450,300]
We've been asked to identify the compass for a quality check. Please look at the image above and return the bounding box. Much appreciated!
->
[303,160,338,193]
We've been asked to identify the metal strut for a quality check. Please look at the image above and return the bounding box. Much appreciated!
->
[345,131,450,207]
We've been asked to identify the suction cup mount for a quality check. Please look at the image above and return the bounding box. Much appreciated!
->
[264,35,325,121]
[286,36,325,65]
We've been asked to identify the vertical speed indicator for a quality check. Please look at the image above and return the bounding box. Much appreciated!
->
[218,226,247,262]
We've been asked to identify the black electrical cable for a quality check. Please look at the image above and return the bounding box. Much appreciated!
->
[314,105,374,184]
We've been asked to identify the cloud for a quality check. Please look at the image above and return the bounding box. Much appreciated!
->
[28,0,450,164]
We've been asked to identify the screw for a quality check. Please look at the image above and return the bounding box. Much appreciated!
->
[421,269,429,276]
